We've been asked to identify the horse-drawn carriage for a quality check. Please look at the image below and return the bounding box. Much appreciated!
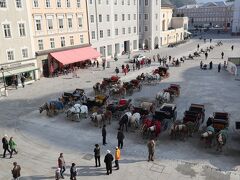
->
[153,66,169,78]
[83,95,109,111]
[163,84,180,101]
[106,99,132,118]
[39,99,65,117]
[212,112,229,132]
[141,118,161,138]
[183,104,205,133]
[102,76,121,88]
[62,89,86,105]
[123,79,142,95]
[153,103,177,131]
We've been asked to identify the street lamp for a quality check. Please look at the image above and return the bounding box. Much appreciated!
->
[0,67,7,96]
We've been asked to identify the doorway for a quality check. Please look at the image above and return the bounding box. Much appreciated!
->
[124,40,130,53]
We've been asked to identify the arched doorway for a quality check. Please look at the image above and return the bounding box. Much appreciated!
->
[154,37,159,49]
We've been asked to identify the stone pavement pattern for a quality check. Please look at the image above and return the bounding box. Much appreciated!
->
[0,34,240,180]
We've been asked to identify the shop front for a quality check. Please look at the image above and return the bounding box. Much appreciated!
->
[0,61,38,88]
[48,46,101,77]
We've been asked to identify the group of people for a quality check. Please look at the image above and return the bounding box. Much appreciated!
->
[11,74,26,89]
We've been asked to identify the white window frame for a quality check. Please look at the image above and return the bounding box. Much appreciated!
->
[15,0,22,8]
[33,0,39,8]
[50,38,55,48]
[107,29,111,37]
[91,31,95,39]
[100,30,103,38]
[99,14,102,22]
[80,35,84,43]
[77,0,81,7]
[58,18,64,29]
[78,16,83,28]
[0,0,7,8]
[70,36,74,45]
[57,0,61,7]
[6,49,15,61]
[60,36,65,47]
[18,22,26,37]
[90,15,94,23]
[35,19,42,31]
[145,0,148,6]
[46,0,51,8]
[21,48,28,59]
[66,0,71,7]
[3,24,11,38]
[68,18,73,29]
[38,39,44,50]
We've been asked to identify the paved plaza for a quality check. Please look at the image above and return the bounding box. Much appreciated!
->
[1,34,240,180]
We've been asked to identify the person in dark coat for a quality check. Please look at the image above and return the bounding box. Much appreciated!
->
[2,135,11,158]
[96,61,99,68]
[94,144,101,167]
[221,52,224,59]
[115,67,119,75]
[205,52,208,60]
[117,130,125,149]
[197,44,200,50]
[121,64,125,73]
[70,163,77,180]
[200,61,203,69]
[12,162,21,180]
[231,45,234,51]
[104,150,114,175]
[209,61,213,70]
[102,125,107,145]
[20,75,25,88]
[218,63,221,72]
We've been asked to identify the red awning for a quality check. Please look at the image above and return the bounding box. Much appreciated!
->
[49,47,100,65]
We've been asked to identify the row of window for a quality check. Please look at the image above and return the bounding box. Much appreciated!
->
[37,35,84,51]
[6,48,29,61]
[90,13,137,23]
[139,0,159,6]
[2,23,26,38]
[0,0,22,8]
[34,16,83,31]
[89,0,137,6]
[92,26,137,39]
[32,0,81,8]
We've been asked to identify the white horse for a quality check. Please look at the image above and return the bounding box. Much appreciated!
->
[66,104,88,121]
[129,113,141,128]
[91,112,104,127]
[156,91,171,106]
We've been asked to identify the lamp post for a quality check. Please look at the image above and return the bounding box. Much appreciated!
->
[0,67,7,96]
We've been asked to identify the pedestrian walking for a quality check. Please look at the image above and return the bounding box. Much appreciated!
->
[205,52,208,60]
[94,144,101,167]
[2,134,11,158]
[96,61,99,68]
[124,67,127,75]
[13,75,18,89]
[20,75,25,88]
[12,162,21,180]
[157,54,160,62]
[169,55,172,62]
[114,147,121,170]
[224,61,227,69]
[126,64,130,72]
[102,125,107,145]
[221,52,224,59]
[102,62,105,70]
[218,63,221,72]
[115,67,119,76]
[9,137,18,158]
[121,64,125,73]
[147,139,155,162]
[58,153,66,179]
[132,64,135,71]
[55,168,61,180]
[104,150,114,175]
[210,39,212,43]
[197,44,200,50]
[153,55,156,62]
[231,45,234,51]
[117,129,125,149]
[209,61,213,70]
[200,61,203,69]
[70,163,77,180]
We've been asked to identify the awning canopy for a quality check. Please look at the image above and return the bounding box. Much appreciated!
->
[49,47,101,65]
[0,66,38,78]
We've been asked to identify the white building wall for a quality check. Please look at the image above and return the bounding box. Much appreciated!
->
[232,0,240,33]
[87,0,139,58]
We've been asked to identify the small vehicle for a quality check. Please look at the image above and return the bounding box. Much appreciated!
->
[153,103,177,131]
[153,66,169,78]
[212,112,229,132]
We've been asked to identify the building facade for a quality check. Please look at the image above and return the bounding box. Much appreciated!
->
[139,0,161,50]
[161,4,188,46]
[87,0,139,58]
[27,0,90,77]
[0,0,38,87]
[232,0,240,35]
[176,2,234,29]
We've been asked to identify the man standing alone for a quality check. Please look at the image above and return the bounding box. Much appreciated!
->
[117,130,125,149]
[102,125,107,145]
[104,150,114,175]
[147,139,155,162]
[12,162,21,180]
[94,144,101,167]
